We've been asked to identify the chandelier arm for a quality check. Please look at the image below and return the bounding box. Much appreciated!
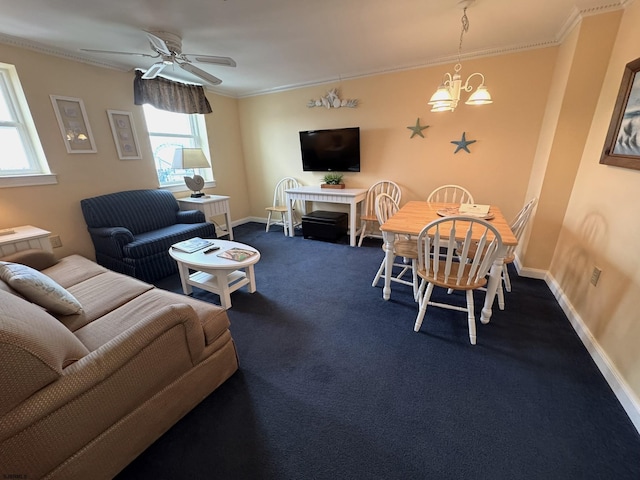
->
[461,72,486,92]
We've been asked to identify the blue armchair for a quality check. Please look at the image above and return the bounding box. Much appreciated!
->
[81,189,217,282]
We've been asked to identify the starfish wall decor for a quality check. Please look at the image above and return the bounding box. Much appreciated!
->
[451,132,477,153]
[407,118,429,138]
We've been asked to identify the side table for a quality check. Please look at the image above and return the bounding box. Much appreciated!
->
[177,195,234,240]
[0,225,52,256]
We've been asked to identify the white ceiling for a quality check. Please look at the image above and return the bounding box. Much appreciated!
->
[0,0,625,97]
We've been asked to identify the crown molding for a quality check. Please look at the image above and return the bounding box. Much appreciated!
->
[1,0,633,100]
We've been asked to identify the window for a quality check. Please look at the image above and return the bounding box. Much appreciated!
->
[142,104,214,190]
[0,63,55,187]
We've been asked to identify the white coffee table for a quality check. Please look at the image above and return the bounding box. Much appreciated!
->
[169,239,261,309]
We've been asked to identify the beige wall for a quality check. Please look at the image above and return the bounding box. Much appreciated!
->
[238,48,557,223]
[524,12,622,271]
[0,44,248,260]
[551,3,640,398]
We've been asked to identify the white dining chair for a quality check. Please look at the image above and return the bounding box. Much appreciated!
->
[371,193,419,300]
[414,216,503,345]
[358,180,401,247]
[427,185,474,204]
[265,177,301,235]
[494,197,537,309]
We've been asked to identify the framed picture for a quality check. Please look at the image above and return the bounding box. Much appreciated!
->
[106,110,142,160]
[50,95,97,154]
[600,57,640,170]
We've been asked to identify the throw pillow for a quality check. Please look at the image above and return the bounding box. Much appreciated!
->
[0,262,83,315]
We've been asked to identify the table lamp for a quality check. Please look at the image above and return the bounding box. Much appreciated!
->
[172,147,210,198]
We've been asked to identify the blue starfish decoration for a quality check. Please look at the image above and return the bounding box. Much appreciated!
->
[451,132,477,153]
[407,118,429,138]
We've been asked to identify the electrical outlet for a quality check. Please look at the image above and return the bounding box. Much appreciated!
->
[590,266,601,286]
[50,235,62,248]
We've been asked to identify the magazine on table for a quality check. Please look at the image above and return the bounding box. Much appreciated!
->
[217,248,257,262]
[458,203,491,215]
[171,237,213,253]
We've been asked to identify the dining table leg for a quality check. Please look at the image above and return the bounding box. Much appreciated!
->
[480,255,505,324]
[286,193,295,238]
[382,231,395,300]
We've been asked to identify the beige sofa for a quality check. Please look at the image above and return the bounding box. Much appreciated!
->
[0,249,239,479]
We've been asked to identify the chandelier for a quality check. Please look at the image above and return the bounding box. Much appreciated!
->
[428,0,492,112]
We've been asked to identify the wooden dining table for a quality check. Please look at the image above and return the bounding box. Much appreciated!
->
[379,201,518,324]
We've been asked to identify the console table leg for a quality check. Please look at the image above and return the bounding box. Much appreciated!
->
[349,202,357,246]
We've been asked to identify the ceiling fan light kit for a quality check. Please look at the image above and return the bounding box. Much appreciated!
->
[81,30,236,86]
[428,0,492,112]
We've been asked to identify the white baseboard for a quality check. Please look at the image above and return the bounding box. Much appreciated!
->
[514,255,547,279]
[546,273,640,434]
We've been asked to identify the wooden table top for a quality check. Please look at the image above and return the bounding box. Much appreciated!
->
[380,201,518,246]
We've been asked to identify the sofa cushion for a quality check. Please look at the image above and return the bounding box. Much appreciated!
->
[123,223,216,259]
[0,290,90,416]
[41,254,108,289]
[73,288,229,351]
[57,271,154,333]
[0,262,83,315]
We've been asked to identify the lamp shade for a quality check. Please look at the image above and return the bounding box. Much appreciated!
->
[465,86,493,105]
[428,85,454,105]
[172,147,210,169]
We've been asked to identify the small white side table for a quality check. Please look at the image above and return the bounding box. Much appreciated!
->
[0,225,52,256]
[177,195,234,240]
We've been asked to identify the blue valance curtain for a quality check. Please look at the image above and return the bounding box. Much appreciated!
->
[133,70,212,114]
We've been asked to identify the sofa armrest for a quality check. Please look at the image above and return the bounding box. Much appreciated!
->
[176,209,206,224]
[0,303,206,442]
[87,226,134,259]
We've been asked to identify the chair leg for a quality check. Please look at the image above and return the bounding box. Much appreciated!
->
[372,257,385,287]
[466,290,477,345]
[416,278,427,307]
[497,283,505,310]
[411,259,419,301]
[414,283,434,332]
[265,212,273,232]
[358,221,368,247]
[503,264,512,292]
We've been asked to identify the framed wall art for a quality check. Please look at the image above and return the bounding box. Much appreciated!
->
[50,95,97,154]
[600,57,640,170]
[107,110,142,160]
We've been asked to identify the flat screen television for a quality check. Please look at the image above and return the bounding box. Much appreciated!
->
[299,127,360,172]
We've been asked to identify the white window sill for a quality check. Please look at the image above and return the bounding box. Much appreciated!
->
[0,174,58,188]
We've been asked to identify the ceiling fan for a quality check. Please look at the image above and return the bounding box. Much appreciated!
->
[81,31,236,85]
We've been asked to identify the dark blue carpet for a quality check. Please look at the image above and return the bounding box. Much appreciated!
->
[117,222,640,479]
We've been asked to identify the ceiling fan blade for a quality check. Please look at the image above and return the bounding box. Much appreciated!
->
[145,32,172,56]
[141,62,167,79]
[80,48,156,58]
[179,62,222,85]
[190,55,237,67]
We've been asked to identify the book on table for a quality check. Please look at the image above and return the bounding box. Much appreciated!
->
[171,237,213,253]
[217,248,256,262]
